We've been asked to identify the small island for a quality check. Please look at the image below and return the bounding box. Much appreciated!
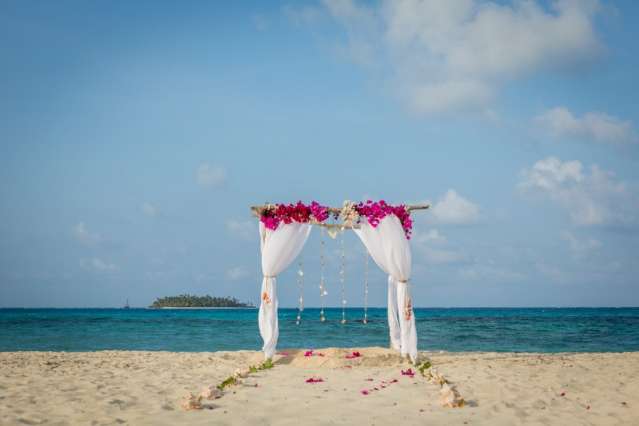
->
[149,294,254,309]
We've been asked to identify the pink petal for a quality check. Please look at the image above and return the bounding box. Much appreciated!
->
[361,390,369,395]
[401,368,415,377]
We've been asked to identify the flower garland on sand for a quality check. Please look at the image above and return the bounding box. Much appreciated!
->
[182,359,275,410]
[260,201,329,230]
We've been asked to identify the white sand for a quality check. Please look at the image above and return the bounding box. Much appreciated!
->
[1,348,637,425]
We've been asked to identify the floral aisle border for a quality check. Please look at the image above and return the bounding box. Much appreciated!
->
[251,200,429,239]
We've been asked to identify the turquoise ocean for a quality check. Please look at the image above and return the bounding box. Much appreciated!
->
[1,307,638,352]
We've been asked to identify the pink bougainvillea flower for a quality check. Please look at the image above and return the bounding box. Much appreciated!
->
[355,200,413,239]
[259,201,329,231]
[401,368,415,377]
[304,350,313,357]
[309,201,329,223]
[345,351,362,359]
[360,390,369,395]
[373,387,379,391]
[305,377,324,384]
[365,378,374,382]
[391,378,398,383]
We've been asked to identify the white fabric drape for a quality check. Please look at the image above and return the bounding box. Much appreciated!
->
[354,215,417,362]
[259,222,311,359]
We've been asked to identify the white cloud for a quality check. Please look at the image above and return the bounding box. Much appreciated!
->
[561,231,601,256]
[422,247,464,265]
[429,189,480,225]
[519,157,635,226]
[142,202,158,217]
[536,107,637,144]
[226,266,249,281]
[535,261,569,284]
[196,163,226,187]
[72,222,101,246]
[81,257,118,272]
[414,228,447,244]
[283,4,324,25]
[412,228,463,264]
[252,14,269,31]
[311,0,602,114]
[458,263,525,283]
[226,219,256,240]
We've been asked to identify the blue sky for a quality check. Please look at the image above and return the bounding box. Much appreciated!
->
[1,0,638,308]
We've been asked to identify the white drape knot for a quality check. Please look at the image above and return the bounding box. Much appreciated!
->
[261,277,275,305]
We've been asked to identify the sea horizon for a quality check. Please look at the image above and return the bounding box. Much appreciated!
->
[3,307,638,353]
[2,305,639,309]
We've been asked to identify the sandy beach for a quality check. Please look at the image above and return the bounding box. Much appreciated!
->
[0,348,637,425]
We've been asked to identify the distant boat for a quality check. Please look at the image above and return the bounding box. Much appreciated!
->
[123,299,130,309]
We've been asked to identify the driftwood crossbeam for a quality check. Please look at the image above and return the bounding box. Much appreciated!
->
[250,203,430,230]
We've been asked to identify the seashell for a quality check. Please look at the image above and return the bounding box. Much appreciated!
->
[327,228,339,239]
[181,392,203,410]
[200,386,223,400]
[439,384,465,408]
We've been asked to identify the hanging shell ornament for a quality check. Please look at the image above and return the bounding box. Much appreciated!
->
[327,227,340,239]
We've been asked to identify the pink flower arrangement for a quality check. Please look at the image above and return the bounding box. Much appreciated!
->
[260,200,413,239]
[305,377,324,383]
[304,349,324,357]
[345,351,362,359]
[260,201,329,231]
[355,200,413,239]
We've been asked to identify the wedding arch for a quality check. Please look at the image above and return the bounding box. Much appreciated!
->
[250,200,429,362]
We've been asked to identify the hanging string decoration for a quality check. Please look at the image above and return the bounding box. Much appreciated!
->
[340,227,347,324]
[363,249,369,324]
[319,227,327,323]
[296,261,304,325]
